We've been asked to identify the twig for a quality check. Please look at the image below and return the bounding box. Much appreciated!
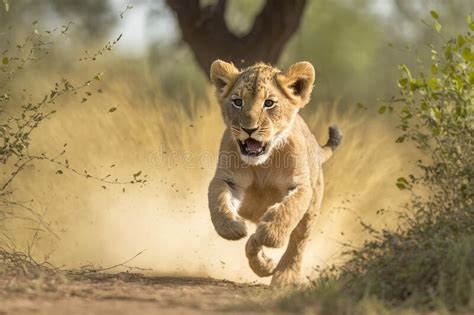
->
[29,154,144,185]
[93,250,146,272]
[0,157,34,192]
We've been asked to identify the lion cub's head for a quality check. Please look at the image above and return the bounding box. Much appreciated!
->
[210,60,315,165]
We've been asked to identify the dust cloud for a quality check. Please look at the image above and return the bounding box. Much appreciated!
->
[10,73,414,285]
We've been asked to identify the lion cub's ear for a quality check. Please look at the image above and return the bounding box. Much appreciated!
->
[277,61,315,107]
[210,60,240,98]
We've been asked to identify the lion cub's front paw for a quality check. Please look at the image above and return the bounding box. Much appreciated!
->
[255,221,287,248]
[214,216,248,241]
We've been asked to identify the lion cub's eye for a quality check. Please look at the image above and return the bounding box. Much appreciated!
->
[264,99,276,109]
[231,98,243,109]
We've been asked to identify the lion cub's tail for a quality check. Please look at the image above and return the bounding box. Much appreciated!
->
[321,125,342,163]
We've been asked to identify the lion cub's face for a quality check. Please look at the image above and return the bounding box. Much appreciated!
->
[210,61,315,165]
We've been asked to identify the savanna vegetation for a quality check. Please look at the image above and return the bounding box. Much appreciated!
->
[279,13,474,314]
[0,0,473,314]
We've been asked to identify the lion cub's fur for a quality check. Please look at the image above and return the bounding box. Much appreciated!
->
[208,60,342,286]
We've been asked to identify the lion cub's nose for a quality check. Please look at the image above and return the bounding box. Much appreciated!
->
[242,127,258,136]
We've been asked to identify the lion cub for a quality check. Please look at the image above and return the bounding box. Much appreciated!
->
[208,60,341,286]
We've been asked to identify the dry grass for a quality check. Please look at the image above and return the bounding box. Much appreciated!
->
[1,57,415,285]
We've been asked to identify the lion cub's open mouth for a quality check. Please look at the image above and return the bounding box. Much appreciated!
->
[238,138,267,156]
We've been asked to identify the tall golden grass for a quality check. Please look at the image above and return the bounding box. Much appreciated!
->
[7,61,415,284]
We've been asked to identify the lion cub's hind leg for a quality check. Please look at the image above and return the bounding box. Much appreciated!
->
[271,176,324,287]
[270,212,314,286]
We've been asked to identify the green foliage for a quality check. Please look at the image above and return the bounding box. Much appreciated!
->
[282,13,474,313]
[385,12,473,206]
[345,12,474,310]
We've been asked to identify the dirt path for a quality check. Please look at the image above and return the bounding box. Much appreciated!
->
[0,273,277,315]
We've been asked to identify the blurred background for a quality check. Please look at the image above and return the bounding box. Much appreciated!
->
[1,0,472,284]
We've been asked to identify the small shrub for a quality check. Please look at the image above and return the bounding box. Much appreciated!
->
[281,12,474,313]
[0,7,143,274]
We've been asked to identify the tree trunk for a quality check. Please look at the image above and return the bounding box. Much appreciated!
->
[165,0,307,76]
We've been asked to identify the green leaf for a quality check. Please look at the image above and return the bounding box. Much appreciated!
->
[462,47,472,62]
[444,46,453,60]
[428,78,439,90]
[468,71,474,85]
[378,106,387,114]
[457,35,466,47]
[397,177,409,185]
[395,136,405,143]
[396,183,406,190]
[434,20,442,33]
[430,10,438,19]
[409,79,422,91]
[2,57,8,65]
[3,0,9,12]
[356,102,367,110]
[398,78,408,87]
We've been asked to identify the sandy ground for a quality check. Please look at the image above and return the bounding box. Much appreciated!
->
[0,273,279,315]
